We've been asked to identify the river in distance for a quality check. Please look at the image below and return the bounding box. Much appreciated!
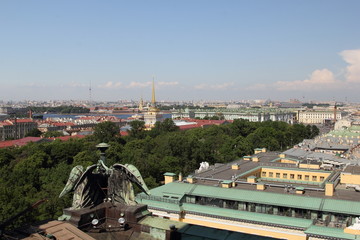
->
[37,113,172,120]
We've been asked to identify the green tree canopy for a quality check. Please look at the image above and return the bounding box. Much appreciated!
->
[93,121,119,143]
[43,131,64,138]
[0,118,319,229]
[149,118,179,137]
[128,120,146,139]
[25,128,42,137]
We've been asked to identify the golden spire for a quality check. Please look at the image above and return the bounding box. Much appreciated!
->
[151,77,156,106]
[149,77,159,112]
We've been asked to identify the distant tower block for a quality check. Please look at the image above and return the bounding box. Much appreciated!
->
[144,79,163,129]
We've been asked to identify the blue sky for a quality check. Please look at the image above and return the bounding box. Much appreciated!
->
[1,1,360,102]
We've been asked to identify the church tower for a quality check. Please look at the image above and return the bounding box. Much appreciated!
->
[144,79,163,129]
[139,96,144,112]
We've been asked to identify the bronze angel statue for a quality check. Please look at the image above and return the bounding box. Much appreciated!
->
[59,143,150,209]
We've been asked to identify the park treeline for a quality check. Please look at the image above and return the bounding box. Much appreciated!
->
[0,119,319,229]
[30,106,90,114]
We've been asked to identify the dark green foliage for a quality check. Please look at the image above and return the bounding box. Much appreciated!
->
[0,119,316,229]
[93,121,119,143]
[149,119,179,137]
[43,131,64,138]
[128,120,146,139]
[30,106,90,114]
[25,128,42,137]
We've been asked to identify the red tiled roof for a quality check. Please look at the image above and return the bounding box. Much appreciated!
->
[78,116,96,120]
[0,141,15,148]
[176,118,232,131]
[120,131,129,136]
[7,118,35,123]
[0,122,12,126]
[0,137,44,148]
[15,119,35,123]
[178,123,202,131]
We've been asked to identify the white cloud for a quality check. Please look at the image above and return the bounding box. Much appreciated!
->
[97,81,180,89]
[98,81,122,88]
[67,82,88,88]
[245,83,268,90]
[274,69,338,91]
[246,48,360,92]
[124,81,179,88]
[194,82,234,90]
[158,81,179,86]
[126,81,152,88]
[194,84,207,89]
[340,49,360,83]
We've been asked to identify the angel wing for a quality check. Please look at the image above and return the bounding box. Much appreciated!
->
[113,163,150,195]
[109,164,150,205]
[59,165,84,198]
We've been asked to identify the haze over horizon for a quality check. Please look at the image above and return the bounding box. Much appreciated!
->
[1,1,360,102]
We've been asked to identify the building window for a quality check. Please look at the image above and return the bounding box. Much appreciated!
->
[276,173,280,178]
[297,175,302,180]
[283,173,287,178]
[305,175,309,180]
[290,174,294,179]
[262,172,266,177]
[269,172,273,177]
[312,176,317,181]
[320,176,325,181]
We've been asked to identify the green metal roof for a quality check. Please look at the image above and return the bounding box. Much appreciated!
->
[164,172,177,176]
[140,196,312,229]
[149,181,196,196]
[182,203,313,229]
[322,198,360,215]
[222,180,233,184]
[305,225,358,240]
[328,129,360,138]
[138,197,181,212]
[188,184,323,211]
[142,182,360,215]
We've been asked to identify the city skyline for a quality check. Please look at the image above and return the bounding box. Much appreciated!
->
[1,1,360,102]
